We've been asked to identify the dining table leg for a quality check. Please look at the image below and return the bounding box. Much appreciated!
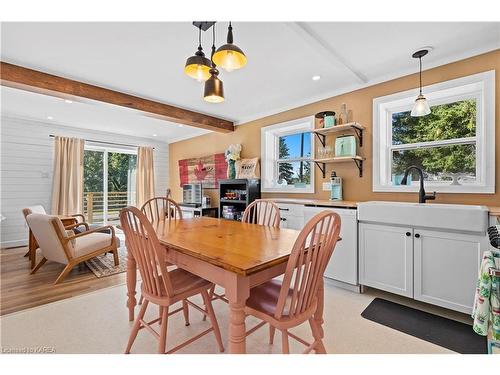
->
[225,273,250,354]
[126,248,137,322]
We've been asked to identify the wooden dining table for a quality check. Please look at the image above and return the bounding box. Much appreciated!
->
[125,216,326,354]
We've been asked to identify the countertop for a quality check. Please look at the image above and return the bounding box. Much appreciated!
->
[267,198,358,209]
[267,198,500,215]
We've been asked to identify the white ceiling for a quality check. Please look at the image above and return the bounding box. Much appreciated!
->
[0,86,210,142]
[1,22,499,139]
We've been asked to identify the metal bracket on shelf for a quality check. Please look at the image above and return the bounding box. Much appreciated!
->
[353,127,363,147]
[314,161,326,178]
[313,132,326,147]
[353,158,363,177]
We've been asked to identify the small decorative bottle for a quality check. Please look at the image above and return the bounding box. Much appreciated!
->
[339,103,348,125]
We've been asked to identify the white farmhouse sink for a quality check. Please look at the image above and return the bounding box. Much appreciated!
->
[358,201,488,233]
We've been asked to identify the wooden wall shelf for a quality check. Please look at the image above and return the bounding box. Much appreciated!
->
[313,156,364,178]
[311,122,365,147]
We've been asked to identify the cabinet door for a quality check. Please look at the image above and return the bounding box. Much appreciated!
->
[359,223,413,297]
[414,229,484,314]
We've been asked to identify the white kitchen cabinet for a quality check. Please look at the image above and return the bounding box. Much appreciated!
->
[359,223,414,298]
[304,206,358,285]
[414,229,484,314]
[276,203,304,230]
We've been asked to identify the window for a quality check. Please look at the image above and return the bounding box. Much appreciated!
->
[83,144,137,224]
[373,71,495,193]
[261,116,315,193]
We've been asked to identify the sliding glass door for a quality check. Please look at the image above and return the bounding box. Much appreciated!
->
[83,145,137,224]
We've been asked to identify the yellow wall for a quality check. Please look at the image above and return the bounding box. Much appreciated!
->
[169,50,500,206]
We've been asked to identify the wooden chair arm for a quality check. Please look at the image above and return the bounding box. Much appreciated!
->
[64,225,116,242]
[65,222,90,231]
[71,214,86,222]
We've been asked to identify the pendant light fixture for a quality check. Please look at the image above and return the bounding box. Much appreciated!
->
[184,25,212,82]
[411,49,431,117]
[204,24,225,103]
[212,22,247,72]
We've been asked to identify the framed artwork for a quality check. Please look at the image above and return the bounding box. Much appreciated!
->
[178,153,227,188]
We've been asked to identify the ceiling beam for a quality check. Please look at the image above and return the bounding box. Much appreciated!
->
[286,22,369,84]
[0,62,234,133]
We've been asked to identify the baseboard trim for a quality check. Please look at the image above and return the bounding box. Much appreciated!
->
[324,277,361,293]
[1,239,28,249]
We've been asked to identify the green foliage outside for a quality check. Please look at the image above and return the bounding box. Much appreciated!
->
[392,99,476,180]
[83,150,137,192]
[278,136,311,185]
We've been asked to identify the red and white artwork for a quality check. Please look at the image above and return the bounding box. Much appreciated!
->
[178,153,227,188]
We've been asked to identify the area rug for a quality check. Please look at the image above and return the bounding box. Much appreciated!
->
[84,247,127,278]
[361,298,487,354]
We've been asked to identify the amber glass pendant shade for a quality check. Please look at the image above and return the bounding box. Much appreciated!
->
[204,68,224,103]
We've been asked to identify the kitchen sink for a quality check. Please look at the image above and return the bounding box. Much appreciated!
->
[358,201,489,233]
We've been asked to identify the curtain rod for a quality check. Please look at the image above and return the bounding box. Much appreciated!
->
[48,135,155,150]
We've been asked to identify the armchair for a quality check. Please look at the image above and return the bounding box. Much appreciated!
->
[26,213,119,284]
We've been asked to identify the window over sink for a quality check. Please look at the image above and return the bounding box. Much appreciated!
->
[261,116,314,193]
[372,70,495,193]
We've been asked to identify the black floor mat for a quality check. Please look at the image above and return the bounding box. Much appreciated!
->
[361,298,487,354]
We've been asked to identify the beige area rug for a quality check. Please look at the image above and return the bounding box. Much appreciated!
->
[0,280,468,354]
[84,247,127,278]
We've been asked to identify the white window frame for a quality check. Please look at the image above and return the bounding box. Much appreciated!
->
[261,116,315,193]
[372,70,495,194]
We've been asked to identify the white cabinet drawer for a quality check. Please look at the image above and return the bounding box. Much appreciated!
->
[276,203,304,217]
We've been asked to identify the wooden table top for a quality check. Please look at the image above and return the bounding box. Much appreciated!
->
[153,217,301,276]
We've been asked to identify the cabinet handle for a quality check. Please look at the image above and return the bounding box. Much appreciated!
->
[415,233,420,238]
[281,217,287,221]
[405,232,411,237]
[279,208,289,211]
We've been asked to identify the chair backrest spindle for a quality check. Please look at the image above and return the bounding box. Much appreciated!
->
[274,211,341,319]
[140,197,183,223]
[242,199,281,227]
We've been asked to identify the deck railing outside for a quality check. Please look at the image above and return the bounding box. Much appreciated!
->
[83,191,134,224]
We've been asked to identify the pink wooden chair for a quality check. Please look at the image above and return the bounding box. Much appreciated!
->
[244,210,341,354]
[140,197,182,223]
[139,197,188,324]
[205,199,282,310]
[120,206,224,354]
[241,199,281,227]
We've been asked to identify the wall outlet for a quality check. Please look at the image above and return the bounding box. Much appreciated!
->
[322,182,331,191]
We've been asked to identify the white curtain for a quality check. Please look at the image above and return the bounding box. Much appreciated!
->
[136,146,155,208]
[51,136,85,215]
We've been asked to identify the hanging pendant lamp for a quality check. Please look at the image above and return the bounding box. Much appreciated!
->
[411,49,431,117]
[204,25,224,103]
[184,25,212,82]
[212,22,247,72]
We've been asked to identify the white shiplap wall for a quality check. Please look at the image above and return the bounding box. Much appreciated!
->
[0,116,169,248]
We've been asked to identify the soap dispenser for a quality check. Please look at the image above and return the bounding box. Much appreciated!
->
[330,171,343,201]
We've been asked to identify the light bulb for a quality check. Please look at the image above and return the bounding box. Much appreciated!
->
[224,51,238,72]
[196,65,205,82]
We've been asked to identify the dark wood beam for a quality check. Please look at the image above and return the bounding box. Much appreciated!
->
[0,61,234,133]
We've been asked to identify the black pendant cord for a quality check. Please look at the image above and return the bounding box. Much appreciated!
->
[211,24,217,69]
[198,25,202,50]
[227,21,233,44]
[419,56,423,95]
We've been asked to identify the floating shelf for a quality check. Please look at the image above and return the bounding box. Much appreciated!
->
[311,122,365,147]
[313,156,364,178]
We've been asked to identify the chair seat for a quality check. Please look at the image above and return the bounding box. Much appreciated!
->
[246,279,294,318]
[143,268,212,299]
[73,232,113,258]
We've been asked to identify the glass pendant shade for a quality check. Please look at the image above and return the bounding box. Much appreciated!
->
[184,51,212,82]
[411,94,431,117]
[212,22,247,72]
[204,68,224,103]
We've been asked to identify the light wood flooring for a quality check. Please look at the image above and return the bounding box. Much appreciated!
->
[0,246,127,316]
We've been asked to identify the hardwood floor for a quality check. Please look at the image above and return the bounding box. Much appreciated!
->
[0,246,127,316]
